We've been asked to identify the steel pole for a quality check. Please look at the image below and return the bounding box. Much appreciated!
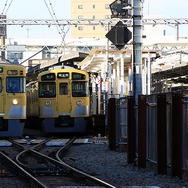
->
[132,0,143,99]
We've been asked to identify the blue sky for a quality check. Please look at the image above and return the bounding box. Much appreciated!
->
[1,0,71,39]
[143,0,188,18]
[1,0,188,39]
[143,0,188,36]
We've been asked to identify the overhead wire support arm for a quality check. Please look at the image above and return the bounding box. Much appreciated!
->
[0,18,188,26]
[0,18,131,26]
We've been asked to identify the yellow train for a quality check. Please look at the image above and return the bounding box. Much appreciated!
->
[0,62,26,137]
[26,68,90,133]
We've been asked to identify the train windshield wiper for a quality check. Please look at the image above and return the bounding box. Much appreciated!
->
[8,87,15,95]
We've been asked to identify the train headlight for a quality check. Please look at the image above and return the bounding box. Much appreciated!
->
[77,100,83,106]
[12,99,18,105]
[46,101,51,106]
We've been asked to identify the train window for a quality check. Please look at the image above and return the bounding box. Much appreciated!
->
[72,73,86,80]
[0,78,2,93]
[7,70,18,75]
[59,83,68,95]
[57,73,69,78]
[39,82,56,98]
[72,81,89,97]
[6,77,25,93]
[41,73,55,81]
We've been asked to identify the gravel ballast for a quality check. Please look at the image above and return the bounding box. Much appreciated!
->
[65,142,188,188]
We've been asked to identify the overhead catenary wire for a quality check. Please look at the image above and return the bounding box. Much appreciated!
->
[43,0,68,47]
[1,0,8,14]
[1,0,13,15]
[48,0,70,46]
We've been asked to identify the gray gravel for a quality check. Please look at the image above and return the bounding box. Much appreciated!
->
[65,143,188,188]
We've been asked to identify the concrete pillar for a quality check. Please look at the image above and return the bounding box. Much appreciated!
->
[91,74,97,115]
[97,75,101,114]
[128,67,132,96]
[120,54,124,97]
[147,52,151,95]
[117,61,120,95]
[113,66,116,95]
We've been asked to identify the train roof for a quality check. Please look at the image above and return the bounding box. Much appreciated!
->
[0,62,25,68]
[38,68,88,77]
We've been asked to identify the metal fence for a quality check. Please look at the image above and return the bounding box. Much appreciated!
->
[110,92,188,179]
[182,95,188,172]
[116,97,127,147]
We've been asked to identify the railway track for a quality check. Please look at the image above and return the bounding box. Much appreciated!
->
[0,137,115,188]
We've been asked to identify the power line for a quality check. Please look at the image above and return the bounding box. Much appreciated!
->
[1,0,9,14]
[1,0,13,15]
[43,0,68,46]
[48,0,69,46]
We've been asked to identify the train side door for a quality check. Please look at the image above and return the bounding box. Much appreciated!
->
[58,82,71,115]
[0,77,3,114]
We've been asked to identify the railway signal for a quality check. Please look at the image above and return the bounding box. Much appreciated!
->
[105,21,132,50]
[110,0,132,18]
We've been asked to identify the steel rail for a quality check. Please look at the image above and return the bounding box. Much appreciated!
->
[14,137,53,167]
[12,137,115,187]
[56,138,116,188]
[0,150,47,188]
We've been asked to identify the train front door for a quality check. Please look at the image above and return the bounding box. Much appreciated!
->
[58,82,71,115]
[0,77,3,114]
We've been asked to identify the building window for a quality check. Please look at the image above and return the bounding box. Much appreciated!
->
[78,26,83,30]
[7,52,23,59]
[105,4,110,9]
[93,5,95,9]
[78,5,83,9]
[42,46,51,59]
[105,15,110,19]
[93,26,95,30]
[78,15,83,19]
[93,15,95,19]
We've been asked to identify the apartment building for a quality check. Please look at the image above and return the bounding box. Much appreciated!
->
[71,0,113,38]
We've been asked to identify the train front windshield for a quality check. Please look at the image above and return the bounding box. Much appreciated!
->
[72,81,88,97]
[39,82,56,98]
[6,77,25,93]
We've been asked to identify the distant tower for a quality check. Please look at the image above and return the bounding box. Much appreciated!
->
[0,15,6,61]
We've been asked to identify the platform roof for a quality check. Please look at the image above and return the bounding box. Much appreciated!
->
[152,48,188,82]
[40,51,88,69]
[78,48,158,73]
[78,49,132,73]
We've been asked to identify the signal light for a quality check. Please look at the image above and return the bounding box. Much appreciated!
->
[110,0,132,18]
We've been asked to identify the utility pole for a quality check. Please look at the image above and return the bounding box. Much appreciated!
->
[132,0,143,99]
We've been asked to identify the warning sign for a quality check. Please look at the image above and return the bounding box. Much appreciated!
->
[101,81,109,93]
